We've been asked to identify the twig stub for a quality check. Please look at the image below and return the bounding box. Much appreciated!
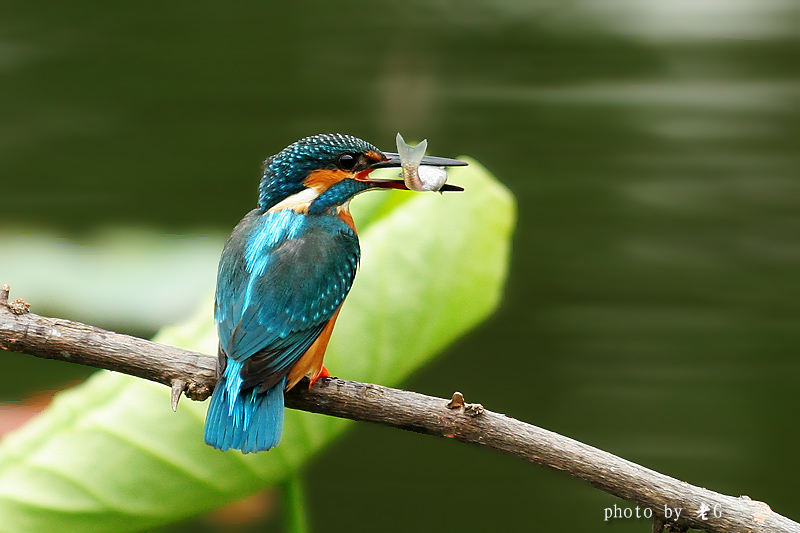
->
[446,391,465,409]
[1,284,30,314]
[445,391,483,417]
[171,379,187,412]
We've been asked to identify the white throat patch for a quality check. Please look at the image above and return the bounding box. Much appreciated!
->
[266,188,321,214]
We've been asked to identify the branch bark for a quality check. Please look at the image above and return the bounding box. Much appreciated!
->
[0,286,796,533]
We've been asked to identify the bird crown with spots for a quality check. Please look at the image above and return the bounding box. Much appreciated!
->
[258,133,381,211]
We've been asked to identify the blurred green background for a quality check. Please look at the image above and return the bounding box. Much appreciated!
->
[2,0,799,531]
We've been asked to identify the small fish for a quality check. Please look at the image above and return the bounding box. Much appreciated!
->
[396,133,449,192]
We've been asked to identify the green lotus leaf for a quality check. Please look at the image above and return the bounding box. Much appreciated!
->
[0,159,515,532]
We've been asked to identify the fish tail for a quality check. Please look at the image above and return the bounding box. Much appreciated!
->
[204,360,285,453]
[396,132,427,166]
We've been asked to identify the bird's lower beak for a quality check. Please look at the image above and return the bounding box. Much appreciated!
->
[357,152,467,191]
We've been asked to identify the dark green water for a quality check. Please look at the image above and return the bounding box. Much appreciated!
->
[3,1,800,531]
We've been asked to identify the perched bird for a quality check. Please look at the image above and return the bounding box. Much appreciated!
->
[204,133,466,453]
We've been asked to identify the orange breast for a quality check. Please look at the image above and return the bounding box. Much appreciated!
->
[337,206,357,233]
[286,307,342,390]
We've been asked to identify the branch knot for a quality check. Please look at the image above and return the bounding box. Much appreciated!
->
[446,391,484,417]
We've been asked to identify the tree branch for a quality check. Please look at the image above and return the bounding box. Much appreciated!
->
[0,285,796,533]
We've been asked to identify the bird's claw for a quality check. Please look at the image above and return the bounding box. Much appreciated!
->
[308,365,331,388]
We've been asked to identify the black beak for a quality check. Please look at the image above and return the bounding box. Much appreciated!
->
[370,152,468,169]
[361,152,467,192]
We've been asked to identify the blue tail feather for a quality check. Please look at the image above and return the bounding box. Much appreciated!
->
[204,359,285,453]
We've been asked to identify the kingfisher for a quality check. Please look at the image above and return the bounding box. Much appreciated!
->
[204,133,466,453]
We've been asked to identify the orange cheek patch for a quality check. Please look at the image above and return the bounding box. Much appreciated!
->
[304,169,350,191]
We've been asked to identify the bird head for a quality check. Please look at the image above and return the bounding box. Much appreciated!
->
[257,133,465,214]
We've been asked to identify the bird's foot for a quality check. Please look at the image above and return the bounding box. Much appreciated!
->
[308,366,330,388]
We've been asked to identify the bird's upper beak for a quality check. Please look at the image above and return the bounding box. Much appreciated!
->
[357,152,467,191]
[371,152,468,170]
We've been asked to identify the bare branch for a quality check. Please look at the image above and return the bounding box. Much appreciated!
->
[0,291,215,401]
[0,287,796,533]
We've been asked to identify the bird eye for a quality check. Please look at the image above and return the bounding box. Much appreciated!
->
[338,153,358,171]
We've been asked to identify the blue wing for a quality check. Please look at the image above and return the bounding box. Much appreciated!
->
[215,208,359,391]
